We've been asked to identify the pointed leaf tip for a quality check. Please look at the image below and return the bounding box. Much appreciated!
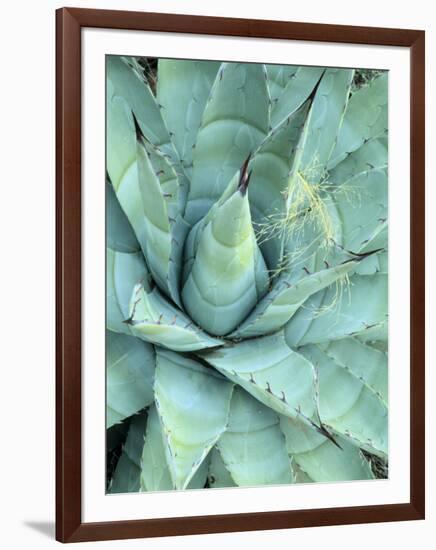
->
[238,153,252,196]
[307,70,325,103]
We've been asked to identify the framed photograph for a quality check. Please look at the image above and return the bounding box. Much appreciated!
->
[56,7,425,543]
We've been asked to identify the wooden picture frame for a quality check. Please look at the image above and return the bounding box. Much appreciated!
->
[56,6,425,543]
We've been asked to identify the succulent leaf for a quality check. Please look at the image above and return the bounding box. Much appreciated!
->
[230,258,360,338]
[299,68,354,184]
[217,388,293,486]
[326,168,388,254]
[134,130,190,306]
[140,404,210,491]
[106,60,389,491]
[280,415,374,481]
[127,284,222,352]
[185,62,270,225]
[157,59,220,176]
[203,332,317,423]
[106,248,150,335]
[271,66,325,128]
[154,349,234,489]
[106,178,140,253]
[106,331,155,427]
[109,411,148,493]
[182,165,269,335]
[107,56,176,173]
[319,337,387,404]
[299,344,388,457]
[248,100,312,268]
[266,64,299,103]
[329,73,388,169]
[284,273,388,346]
[328,136,388,184]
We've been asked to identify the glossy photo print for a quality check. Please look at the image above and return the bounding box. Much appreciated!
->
[106,56,388,494]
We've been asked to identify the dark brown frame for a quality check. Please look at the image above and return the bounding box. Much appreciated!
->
[56,7,425,543]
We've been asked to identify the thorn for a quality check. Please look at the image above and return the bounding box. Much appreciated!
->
[307,72,324,103]
[265,382,273,394]
[280,391,287,403]
[123,297,141,325]
[315,424,343,450]
[302,266,311,275]
[238,153,252,196]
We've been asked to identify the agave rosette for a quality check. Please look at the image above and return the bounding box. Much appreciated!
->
[106,57,388,492]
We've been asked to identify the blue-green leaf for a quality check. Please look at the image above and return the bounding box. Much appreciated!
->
[182,167,269,336]
[299,68,354,184]
[106,179,139,253]
[127,284,222,352]
[154,349,234,489]
[329,73,388,169]
[298,344,388,458]
[266,64,299,104]
[217,388,293,486]
[280,415,374,482]
[106,248,149,335]
[185,62,270,225]
[106,331,155,428]
[157,59,220,177]
[271,66,324,128]
[284,273,388,346]
[231,258,359,338]
[202,332,317,423]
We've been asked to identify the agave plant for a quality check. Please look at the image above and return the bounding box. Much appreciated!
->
[106,56,388,492]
